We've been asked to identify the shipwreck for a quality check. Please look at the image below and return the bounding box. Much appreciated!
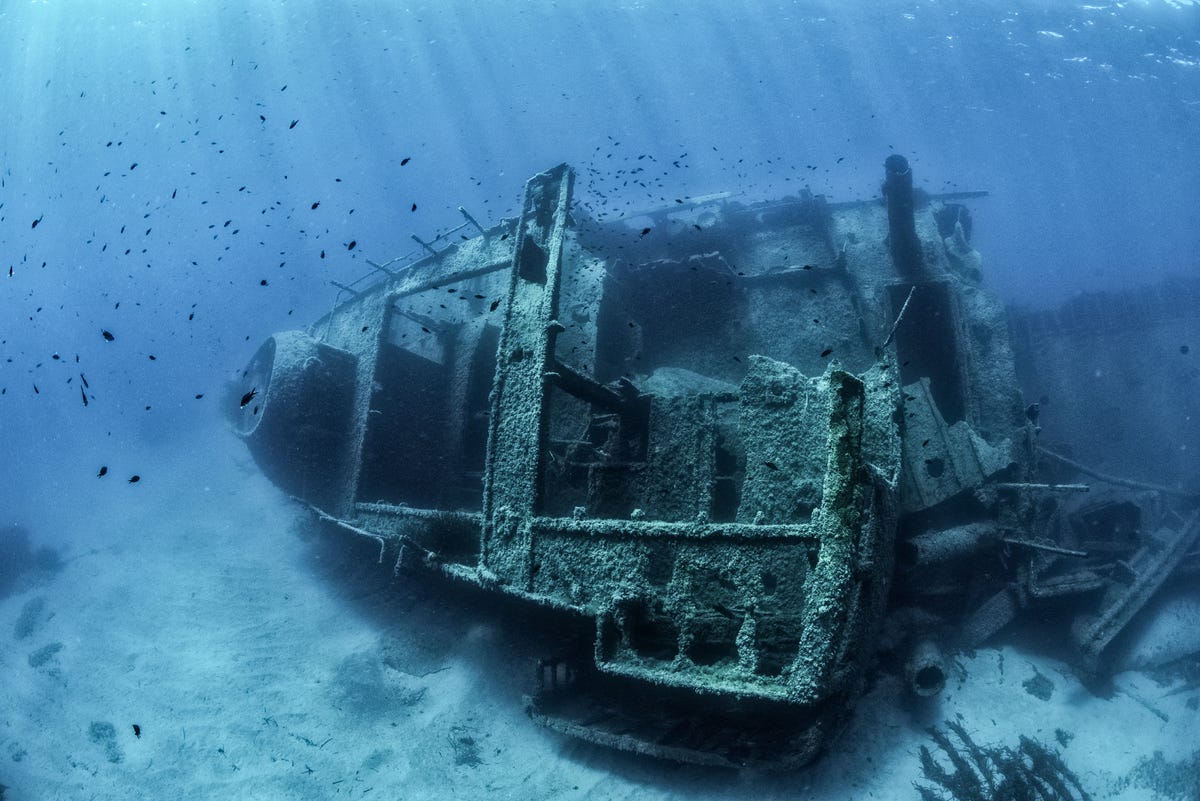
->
[234,157,1199,768]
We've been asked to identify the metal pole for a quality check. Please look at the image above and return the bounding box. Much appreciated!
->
[883,154,923,277]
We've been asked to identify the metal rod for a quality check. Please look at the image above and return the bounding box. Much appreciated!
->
[1037,446,1198,499]
[458,206,487,236]
[991,482,1090,493]
[881,285,916,349]
[411,233,440,257]
[365,259,397,277]
[1001,537,1089,558]
[431,221,472,242]
[389,258,510,301]
[827,189,989,211]
[328,280,362,297]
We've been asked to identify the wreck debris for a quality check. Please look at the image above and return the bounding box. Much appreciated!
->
[1071,512,1200,674]
[907,638,948,698]
[899,524,995,570]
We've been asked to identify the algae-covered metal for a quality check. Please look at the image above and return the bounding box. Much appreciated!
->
[235,158,1194,767]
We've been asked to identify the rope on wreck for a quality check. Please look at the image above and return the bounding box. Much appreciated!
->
[297,499,387,564]
[1036,446,1198,501]
[880,285,917,350]
[296,498,446,577]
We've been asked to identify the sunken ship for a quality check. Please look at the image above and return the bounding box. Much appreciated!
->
[233,158,1199,768]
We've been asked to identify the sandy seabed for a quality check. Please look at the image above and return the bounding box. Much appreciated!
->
[2,427,1197,801]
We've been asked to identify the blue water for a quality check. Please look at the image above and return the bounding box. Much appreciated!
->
[2,1,1199,795]
[3,1,1199,458]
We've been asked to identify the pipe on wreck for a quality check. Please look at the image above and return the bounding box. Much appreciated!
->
[897,524,993,570]
[882,154,923,277]
[906,638,947,698]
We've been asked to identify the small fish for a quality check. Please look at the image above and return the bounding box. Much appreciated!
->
[132,724,141,738]
[260,279,268,286]
[240,388,257,408]
[98,466,108,477]
[820,348,833,358]
[922,439,930,447]
[80,386,89,407]
[411,203,417,212]
[148,354,157,361]
[640,227,651,237]
[101,329,115,341]
[32,214,43,229]
[289,119,298,129]
[310,201,319,210]
[347,240,357,251]
[128,475,140,484]
[400,157,411,166]
[195,393,204,399]
[489,299,501,312]
[763,461,779,471]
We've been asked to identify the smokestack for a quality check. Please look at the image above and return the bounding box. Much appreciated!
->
[883,154,923,277]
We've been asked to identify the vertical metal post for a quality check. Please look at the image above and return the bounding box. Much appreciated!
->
[479,164,575,588]
[883,155,923,277]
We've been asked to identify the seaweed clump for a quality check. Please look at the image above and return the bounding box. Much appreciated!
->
[915,720,1092,801]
